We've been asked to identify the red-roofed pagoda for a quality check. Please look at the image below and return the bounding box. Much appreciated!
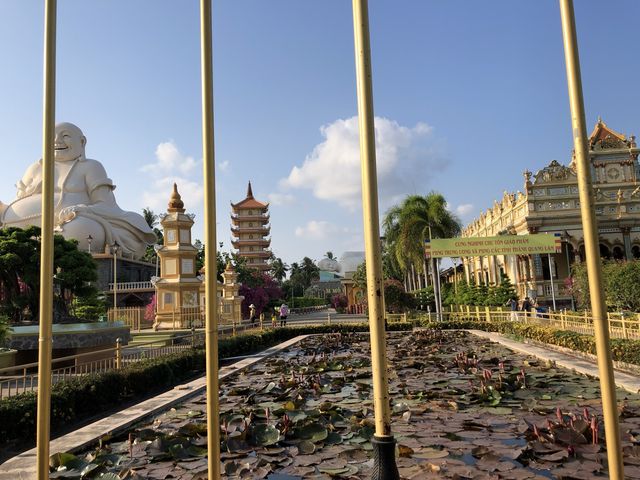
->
[231,182,271,271]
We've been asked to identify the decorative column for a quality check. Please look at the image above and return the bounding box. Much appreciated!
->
[622,227,632,260]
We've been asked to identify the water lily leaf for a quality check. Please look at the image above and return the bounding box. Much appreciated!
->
[252,424,281,446]
[262,381,276,393]
[398,444,414,457]
[226,435,250,453]
[96,474,121,480]
[298,440,316,454]
[169,443,190,460]
[49,452,79,469]
[187,445,209,457]
[325,432,342,445]
[297,423,328,442]
[413,448,449,459]
[179,422,208,437]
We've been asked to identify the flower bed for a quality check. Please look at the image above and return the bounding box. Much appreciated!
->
[51,330,640,479]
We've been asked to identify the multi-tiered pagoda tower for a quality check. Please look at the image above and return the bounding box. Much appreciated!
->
[231,182,271,271]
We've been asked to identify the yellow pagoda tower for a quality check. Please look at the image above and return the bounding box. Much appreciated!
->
[154,184,201,329]
[231,181,271,271]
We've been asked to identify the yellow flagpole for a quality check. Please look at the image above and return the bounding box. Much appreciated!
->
[558,1,624,478]
[351,1,399,478]
[199,0,220,478]
[36,0,57,478]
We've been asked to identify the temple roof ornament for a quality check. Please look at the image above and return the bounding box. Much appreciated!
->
[532,160,576,185]
[589,118,633,150]
[231,181,269,209]
[168,183,185,213]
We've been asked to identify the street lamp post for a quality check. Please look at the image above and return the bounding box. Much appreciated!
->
[111,241,120,313]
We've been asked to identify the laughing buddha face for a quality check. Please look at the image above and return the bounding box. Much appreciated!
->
[53,122,86,162]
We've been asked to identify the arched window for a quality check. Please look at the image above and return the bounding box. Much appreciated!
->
[632,245,640,259]
[599,244,611,260]
[612,246,624,260]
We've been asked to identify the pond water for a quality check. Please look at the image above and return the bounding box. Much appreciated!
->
[52,330,640,479]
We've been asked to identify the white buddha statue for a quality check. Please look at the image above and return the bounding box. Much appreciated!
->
[0,122,156,258]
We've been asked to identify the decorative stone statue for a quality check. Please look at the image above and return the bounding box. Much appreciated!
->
[0,122,156,258]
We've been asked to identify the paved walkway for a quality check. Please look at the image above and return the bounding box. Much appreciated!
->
[0,335,309,479]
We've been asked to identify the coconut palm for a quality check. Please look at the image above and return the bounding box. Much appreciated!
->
[270,257,289,283]
[142,207,158,229]
[383,192,461,291]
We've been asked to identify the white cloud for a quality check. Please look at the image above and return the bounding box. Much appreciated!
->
[455,203,475,216]
[141,141,204,215]
[142,176,204,213]
[294,220,347,240]
[218,160,230,173]
[282,116,447,211]
[141,141,198,175]
[268,192,295,206]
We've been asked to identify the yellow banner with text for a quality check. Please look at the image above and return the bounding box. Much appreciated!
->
[424,234,561,258]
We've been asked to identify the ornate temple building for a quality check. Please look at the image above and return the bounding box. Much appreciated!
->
[462,119,640,308]
[231,182,271,271]
[154,184,201,328]
[154,184,243,329]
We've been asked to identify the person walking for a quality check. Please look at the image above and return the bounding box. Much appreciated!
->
[279,303,289,327]
[521,297,532,319]
[249,304,257,326]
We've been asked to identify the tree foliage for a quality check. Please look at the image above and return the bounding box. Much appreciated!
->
[269,257,289,283]
[0,226,98,322]
[570,260,640,311]
[382,192,461,284]
[239,271,283,318]
[384,279,415,313]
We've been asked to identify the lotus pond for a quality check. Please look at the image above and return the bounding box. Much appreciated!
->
[51,330,640,479]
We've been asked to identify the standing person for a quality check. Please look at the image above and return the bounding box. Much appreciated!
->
[279,303,289,327]
[271,307,278,328]
[507,297,518,321]
[249,304,257,326]
[521,297,532,318]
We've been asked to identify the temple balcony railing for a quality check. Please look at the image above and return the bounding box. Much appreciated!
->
[107,281,154,292]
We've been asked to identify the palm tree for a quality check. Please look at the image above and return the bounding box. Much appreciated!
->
[142,207,158,229]
[326,251,334,260]
[300,257,320,288]
[383,192,461,293]
[270,257,289,283]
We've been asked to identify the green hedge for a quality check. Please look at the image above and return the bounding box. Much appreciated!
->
[290,297,327,308]
[0,323,412,447]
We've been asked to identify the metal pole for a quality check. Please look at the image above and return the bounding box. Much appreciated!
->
[559,1,623,477]
[113,250,117,311]
[351,1,399,478]
[35,1,56,477]
[200,1,220,477]
[547,254,557,311]
[453,258,458,294]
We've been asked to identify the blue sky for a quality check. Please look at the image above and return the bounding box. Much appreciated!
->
[1,1,640,267]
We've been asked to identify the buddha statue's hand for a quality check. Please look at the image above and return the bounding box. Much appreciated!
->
[58,204,88,224]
